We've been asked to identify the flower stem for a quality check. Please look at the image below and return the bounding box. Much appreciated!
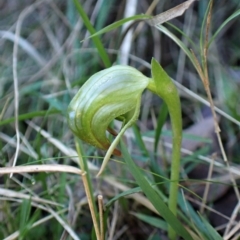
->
[82,172,101,240]
[149,58,182,240]
[75,140,101,240]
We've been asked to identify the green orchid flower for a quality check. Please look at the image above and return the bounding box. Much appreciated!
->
[68,59,182,232]
[68,65,151,168]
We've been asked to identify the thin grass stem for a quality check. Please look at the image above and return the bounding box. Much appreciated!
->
[98,195,104,240]
[81,172,101,240]
[75,140,100,239]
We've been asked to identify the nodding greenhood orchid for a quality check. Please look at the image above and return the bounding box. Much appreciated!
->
[68,59,182,187]
[68,59,182,235]
[67,65,150,157]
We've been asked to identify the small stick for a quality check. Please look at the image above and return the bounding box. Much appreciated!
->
[82,172,101,240]
[98,195,104,240]
[200,154,215,214]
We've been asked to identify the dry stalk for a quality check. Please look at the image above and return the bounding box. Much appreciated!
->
[98,195,104,240]
[11,0,46,178]
[192,1,240,235]
[200,154,215,213]
[81,172,101,240]
[204,1,240,207]
[0,164,82,175]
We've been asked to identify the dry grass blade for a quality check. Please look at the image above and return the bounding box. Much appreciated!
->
[41,205,80,240]
[133,0,160,39]
[0,132,38,159]
[200,155,215,214]
[0,187,63,206]
[0,31,46,66]
[195,2,240,234]
[204,0,240,206]
[224,219,240,240]
[120,127,240,177]
[173,80,240,127]
[147,0,197,26]
[0,164,83,175]
[203,0,213,77]
[0,97,11,121]
[11,0,45,177]
[224,199,240,237]
[98,195,104,240]
[119,0,137,65]
[81,172,101,240]
[26,120,98,171]
[26,122,161,216]
[108,200,119,240]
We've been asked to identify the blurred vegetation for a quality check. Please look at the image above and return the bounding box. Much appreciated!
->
[0,0,240,239]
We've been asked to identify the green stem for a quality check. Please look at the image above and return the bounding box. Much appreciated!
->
[0,109,61,126]
[149,58,182,240]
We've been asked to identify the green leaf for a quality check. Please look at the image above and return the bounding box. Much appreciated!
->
[105,187,142,209]
[82,14,151,41]
[0,109,61,127]
[19,199,32,239]
[178,193,217,239]
[198,214,222,240]
[166,22,197,49]
[73,0,111,67]
[131,212,168,231]
[120,140,193,240]
[154,25,197,70]
[19,199,31,230]
[208,9,240,47]
[200,0,212,59]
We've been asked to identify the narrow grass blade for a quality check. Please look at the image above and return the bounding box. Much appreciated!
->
[131,212,168,231]
[0,109,61,126]
[132,124,149,157]
[154,101,168,154]
[95,0,117,31]
[120,140,193,240]
[105,187,142,209]
[149,157,168,194]
[208,9,240,47]
[166,22,197,49]
[198,214,222,240]
[19,199,32,232]
[19,199,32,239]
[154,25,197,70]
[82,14,151,41]
[73,0,111,67]
[179,193,216,239]
[200,0,212,59]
